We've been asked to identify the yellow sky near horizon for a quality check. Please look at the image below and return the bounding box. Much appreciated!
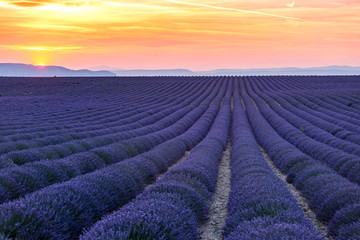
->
[0,0,359,70]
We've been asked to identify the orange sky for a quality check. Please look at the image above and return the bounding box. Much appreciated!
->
[0,0,359,70]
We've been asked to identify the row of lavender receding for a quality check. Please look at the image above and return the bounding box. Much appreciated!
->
[0,80,207,151]
[0,77,227,239]
[80,78,232,239]
[0,80,215,165]
[224,80,323,239]
[242,77,360,239]
[0,80,223,203]
[248,80,360,185]
[0,78,179,130]
[0,79,200,138]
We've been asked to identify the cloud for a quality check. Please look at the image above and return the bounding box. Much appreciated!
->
[0,0,93,8]
[286,1,295,8]
[104,1,174,9]
[166,0,301,21]
[0,45,83,51]
[18,23,96,32]
[10,1,46,7]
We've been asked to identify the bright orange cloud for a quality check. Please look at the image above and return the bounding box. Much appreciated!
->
[11,1,44,7]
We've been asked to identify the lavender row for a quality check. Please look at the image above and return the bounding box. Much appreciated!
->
[0,104,188,167]
[0,80,223,203]
[224,79,322,239]
[254,77,360,136]
[274,76,360,92]
[0,79,198,138]
[0,80,216,167]
[0,77,189,128]
[0,80,210,153]
[337,93,360,111]
[0,78,228,240]
[300,92,360,130]
[10,77,206,125]
[251,77,360,155]
[0,79,174,130]
[319,92,360,113]
[261,77,360,119]
[312,93,360,116]
[245,79,360,185]
[291,91,360,125]
[292,93,360,127]
[252,80,360,153]
[0,100,188,153]
[265,91,360,144]
[0,79,210,144]
[275,92,360,135]
[240,78,360,239]
[80,79,232,240]
[0,78,198,135]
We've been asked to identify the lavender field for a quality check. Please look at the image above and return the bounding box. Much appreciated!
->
[0,76,360,240]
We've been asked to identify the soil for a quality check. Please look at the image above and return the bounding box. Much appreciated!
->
[199,140,232,240]
[259,146,333,239]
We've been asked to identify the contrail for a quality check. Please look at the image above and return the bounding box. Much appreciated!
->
[166,0,301,21]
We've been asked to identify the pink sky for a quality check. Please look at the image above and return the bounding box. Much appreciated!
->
[0,0,359,70]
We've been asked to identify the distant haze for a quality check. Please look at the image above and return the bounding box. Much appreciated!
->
[1,63,360,77]
[101,66,360,76]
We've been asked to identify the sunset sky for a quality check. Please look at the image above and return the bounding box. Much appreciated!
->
[0,0,359,70]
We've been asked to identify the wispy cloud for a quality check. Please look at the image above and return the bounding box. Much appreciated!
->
[108,25,255,36]
[0,0,93,8]
[166,0,301,20]
[286,1,295,8]
[104,1,173,9]
[1,0,173,10]
[18,23,95,32]
[0,45,83,51]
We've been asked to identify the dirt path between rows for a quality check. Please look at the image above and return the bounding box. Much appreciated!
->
[259,146,332,239]
[199,140,232,240]
[247,87,332,239]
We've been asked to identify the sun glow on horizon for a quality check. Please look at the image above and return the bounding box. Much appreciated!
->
[37,63,45,66]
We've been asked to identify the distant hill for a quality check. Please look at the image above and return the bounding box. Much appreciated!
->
[2,64,359,77]
[196,66,360,76]
[111,69,193,76]
[0,63,115,77]
[91,65,360,76]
